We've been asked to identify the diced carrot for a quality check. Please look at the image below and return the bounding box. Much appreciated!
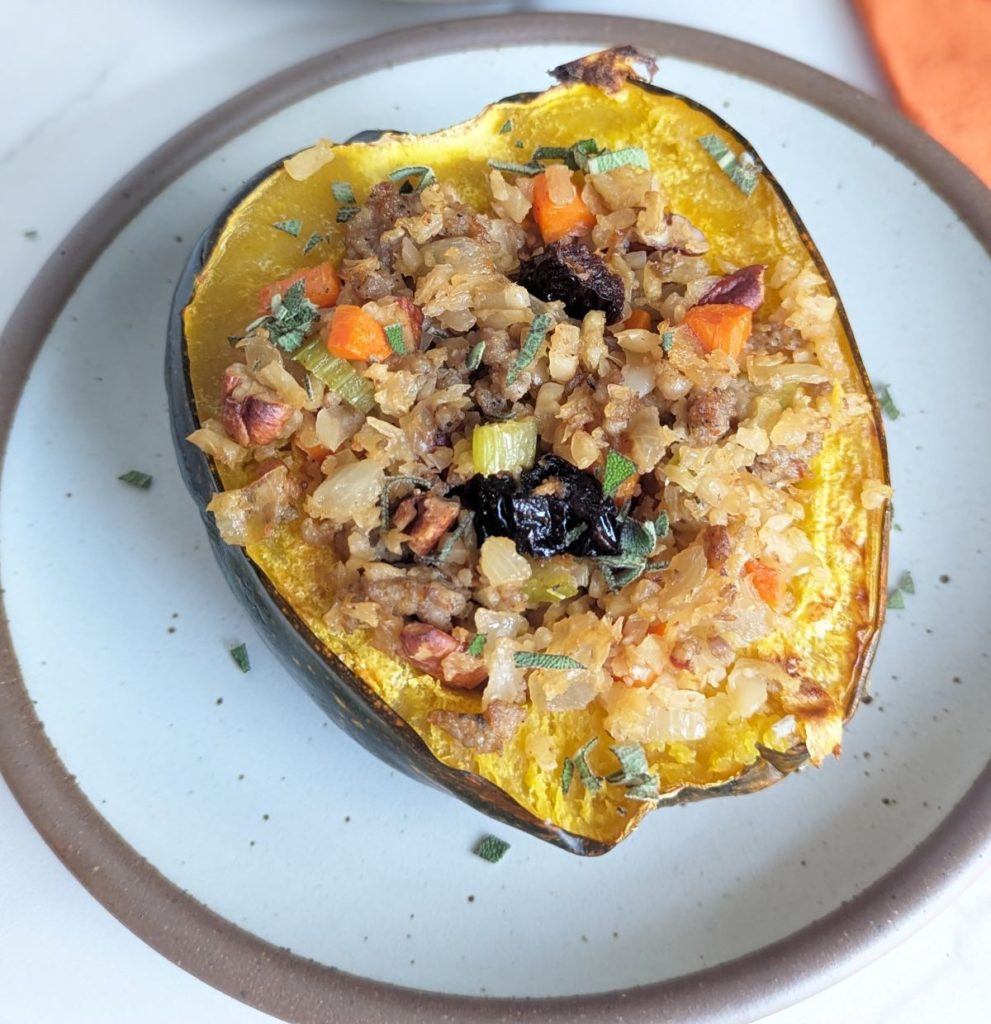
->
[623,308,652,331]
[745,558,783,607]
[683,303,752,358]
[291,412,331,461]
[292,434,330,462]
[647,621,668,638]
[613,471,641,506]
[325,305,391,362]
[259,262,341,312]
[531,170,597,243]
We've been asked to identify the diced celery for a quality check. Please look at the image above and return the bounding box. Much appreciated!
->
[294,337,375,413]
[524,565,580,604]
[472,417,537,475]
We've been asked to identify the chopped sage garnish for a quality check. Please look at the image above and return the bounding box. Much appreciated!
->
[602,450,637,497]
[272,219,302,237]
[118,469,152,489]
[625,776,661,801]
[507,313,553,384]
[563,523,588,547]
[875,383,900,420]
[229,643,251,673]
[513,651,586,671]
[336,206,360,223]
[380,475,431,532]
[389,165,436,191]
[331,181,356,204]
[251,278,317,354]
[302,232,322,255]
[487,158,543,176]
[474,835,510,863]
[697,134,761,196]
[573,738,603,793]
[887,568,915,610]
[594,513,667,592]
[466,339,486,371]
[605,743,650,785]
[499,119,513,134]
[467,634,487,658]
[661,330,675,354]
[561,757,575,795]
[532,145,575,164]
[384,322,406,356]
[585,146,649,175]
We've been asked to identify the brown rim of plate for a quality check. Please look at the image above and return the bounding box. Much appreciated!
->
[0,14,988,1024]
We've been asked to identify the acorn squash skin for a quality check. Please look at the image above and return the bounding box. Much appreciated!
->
[167,51,890,855]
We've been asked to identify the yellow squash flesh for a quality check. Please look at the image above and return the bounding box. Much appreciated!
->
[183,68,889,849]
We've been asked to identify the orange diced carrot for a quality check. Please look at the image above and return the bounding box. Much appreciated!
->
[292,434,330,462]
[531,170,596,243]
[259,262,341,312]
[745,558,783,607]
[623,309,653,331]
[683,303,753,358]
[325,304,391,362]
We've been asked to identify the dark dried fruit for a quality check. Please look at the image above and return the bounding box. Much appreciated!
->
[518,240,625,323]
[698,264,765,310]
[463,454,620,559]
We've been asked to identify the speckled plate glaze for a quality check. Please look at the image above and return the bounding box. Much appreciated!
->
[0,16,988,1024]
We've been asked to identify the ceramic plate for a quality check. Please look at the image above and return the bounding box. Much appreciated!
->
[1,15,988,1024]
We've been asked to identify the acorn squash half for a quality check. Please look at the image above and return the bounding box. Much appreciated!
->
[167,48,890,854]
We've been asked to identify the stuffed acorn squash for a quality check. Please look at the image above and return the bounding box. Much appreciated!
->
[168,48,890,854]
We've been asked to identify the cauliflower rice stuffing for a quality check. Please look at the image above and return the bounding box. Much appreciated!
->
[190,143,877,778]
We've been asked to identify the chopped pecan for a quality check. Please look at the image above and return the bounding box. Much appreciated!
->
[698,264,765,311]
[669,636,701,671]
[391,496,419,532]
[221,367,293,447]
[406,495,461,557]
[427,700,526,753]
[439,651,488,690]
[702,524,731,571]
[395,296,424,342]
[400,622,461,677]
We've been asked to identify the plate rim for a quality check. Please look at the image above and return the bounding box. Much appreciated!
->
[0,13,988,1024]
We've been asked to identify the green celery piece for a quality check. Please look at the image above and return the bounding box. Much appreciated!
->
[294,338,374,413]
[524,565,580,605]
[471,417,537,475]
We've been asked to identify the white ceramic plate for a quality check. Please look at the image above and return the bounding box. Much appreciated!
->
[0,16,988,1024]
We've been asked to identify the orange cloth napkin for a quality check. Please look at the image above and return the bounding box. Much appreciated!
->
[855,0,991,186]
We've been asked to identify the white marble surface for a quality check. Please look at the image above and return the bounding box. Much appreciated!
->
[0,1,987,1022]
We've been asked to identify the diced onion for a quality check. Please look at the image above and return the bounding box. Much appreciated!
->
[306,460,384,525]
[479,537,531,587]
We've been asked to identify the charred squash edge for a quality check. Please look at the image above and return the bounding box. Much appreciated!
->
[165,70,890,856]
